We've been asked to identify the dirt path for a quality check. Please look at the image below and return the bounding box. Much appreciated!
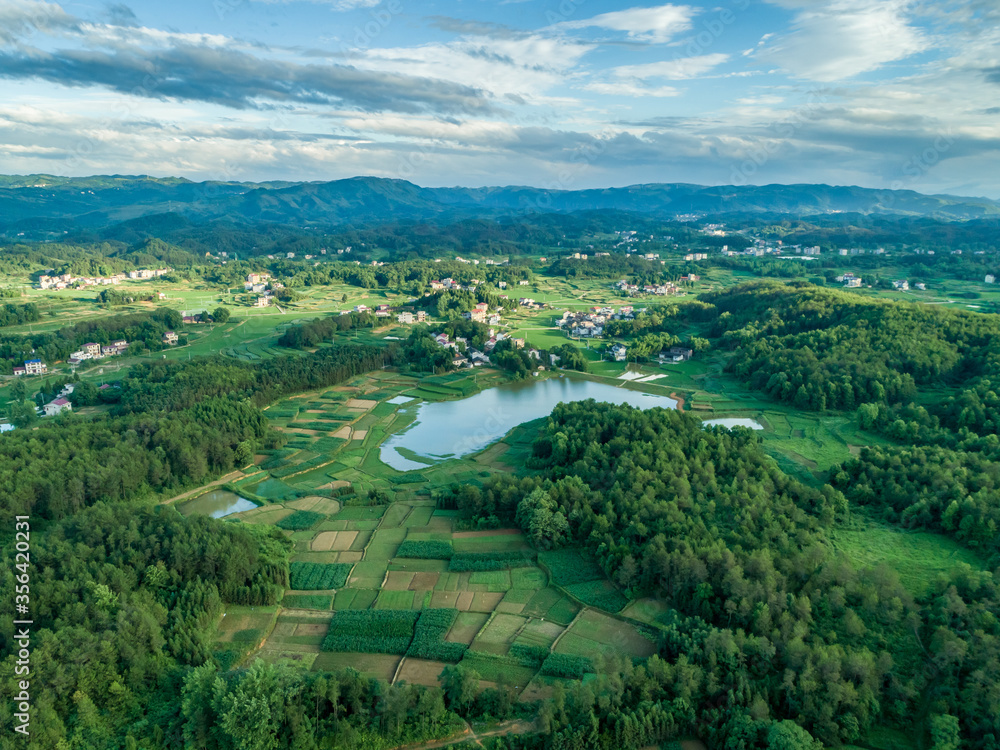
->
[160,470,246,504]
[392,719,535,750]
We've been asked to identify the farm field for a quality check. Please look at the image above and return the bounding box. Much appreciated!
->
[222,476,653,698]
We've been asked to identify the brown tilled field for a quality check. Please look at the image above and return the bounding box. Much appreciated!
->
[395,658,449,687]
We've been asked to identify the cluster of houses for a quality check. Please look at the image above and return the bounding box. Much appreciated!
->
[343,304,430,324]
[37,268,169,290]
[396,310,428,325]
[428,276,528,293]
[462,302,503,325]
[431,329,540,369]
[244,273,285,307]
[615,279,682,297]
[243,273,285,307]
[68,340,128,365]
[43,382,76,417]
[608,343,693,364]
[557,306,638,338]
[451,256,511,266]
[613,230,640,249]
[429,277,473,292]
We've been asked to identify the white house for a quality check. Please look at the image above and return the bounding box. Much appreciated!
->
[44,398,72,417]
[22,359,47,376]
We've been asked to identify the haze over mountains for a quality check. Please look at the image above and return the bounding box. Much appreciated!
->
[2,176,999,236]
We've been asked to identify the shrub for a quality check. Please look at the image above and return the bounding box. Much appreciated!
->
[564,581,628,613]
[282,594,332,610]
[539,549,605,586]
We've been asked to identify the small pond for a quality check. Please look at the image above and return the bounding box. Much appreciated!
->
[380,375,677,471]
[702,417,764,430]
[178,490,257,518]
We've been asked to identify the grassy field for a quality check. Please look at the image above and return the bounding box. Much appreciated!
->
[830,518,988,596]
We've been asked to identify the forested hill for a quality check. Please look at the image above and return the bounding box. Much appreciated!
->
[445,401,1000,748]
[2,174,998,233]
[704,281,1000,410]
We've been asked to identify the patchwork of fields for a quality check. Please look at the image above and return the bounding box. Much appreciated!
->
[212,489,658,698]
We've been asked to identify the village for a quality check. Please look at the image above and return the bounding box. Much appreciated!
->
[37,267,170,290]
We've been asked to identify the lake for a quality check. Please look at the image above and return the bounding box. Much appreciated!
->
[380,375,677,471]
[178,490,257,518]
[702,417,764,430]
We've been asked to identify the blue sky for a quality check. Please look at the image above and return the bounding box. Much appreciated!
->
[0,0,998,196]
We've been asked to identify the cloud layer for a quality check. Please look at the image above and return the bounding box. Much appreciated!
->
[0,0,997,197]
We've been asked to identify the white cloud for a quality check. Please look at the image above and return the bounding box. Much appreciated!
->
[358,35,592,105]
[610,53,730,81]
[585,81,679,98]
[755,0,925,81]
[553,4,696,44]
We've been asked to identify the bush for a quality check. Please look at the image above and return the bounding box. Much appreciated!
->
[397,540,454,560]
[449,551,536,572]
[289,562,352,590]
[321,610,419,654]
[540,653,593,679]
[276,511,324,530]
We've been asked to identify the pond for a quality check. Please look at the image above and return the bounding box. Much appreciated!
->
[702,417,764,430]
[380,375,677,471]
[178,490,258,518]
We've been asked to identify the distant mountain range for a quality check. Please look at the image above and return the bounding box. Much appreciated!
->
[2,174,999,234]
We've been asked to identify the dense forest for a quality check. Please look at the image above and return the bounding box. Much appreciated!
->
[705,282,1000,410]
[443,402,1000,748]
